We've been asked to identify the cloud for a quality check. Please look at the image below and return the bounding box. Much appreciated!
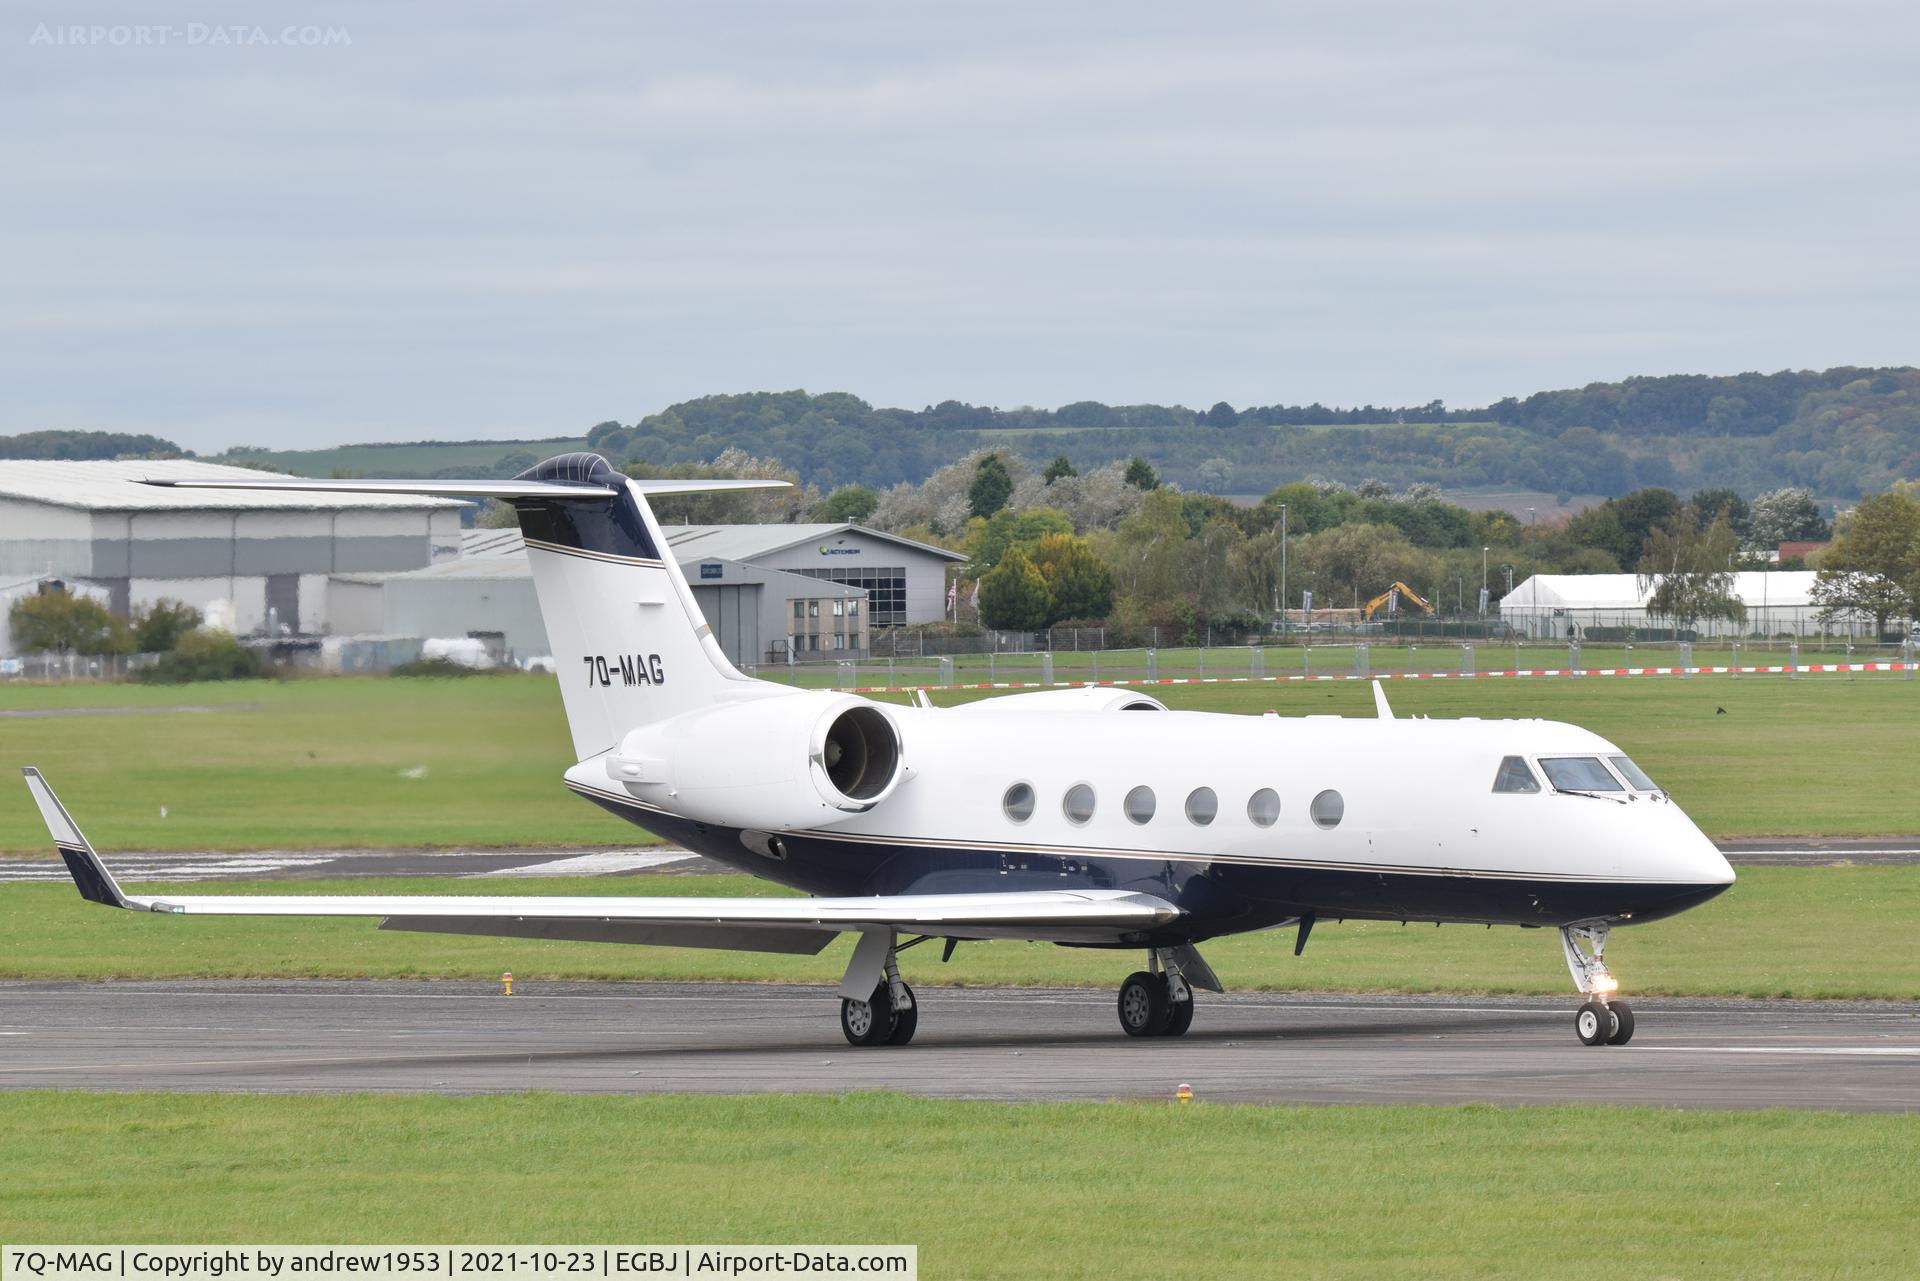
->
[2,0,1917,449]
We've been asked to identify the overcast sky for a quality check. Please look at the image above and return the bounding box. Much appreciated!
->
[4,1,1916,452]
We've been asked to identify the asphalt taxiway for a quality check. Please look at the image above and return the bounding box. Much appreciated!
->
[1,980,1913,1111]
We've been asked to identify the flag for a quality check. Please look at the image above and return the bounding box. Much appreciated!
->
[1301,589,1312,613]
[1388,588,1399,615]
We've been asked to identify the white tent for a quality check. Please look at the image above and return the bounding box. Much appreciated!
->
[1499,571,1847,639]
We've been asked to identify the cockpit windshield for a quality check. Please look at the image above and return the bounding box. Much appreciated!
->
[1608,755,1660,792]
[1491,756,1540,793]
[1539,756,1623,793]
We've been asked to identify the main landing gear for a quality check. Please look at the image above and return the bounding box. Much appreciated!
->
[1562,924,1634,1047]
[839,931,918,1047]
[1117,945,1216,1038]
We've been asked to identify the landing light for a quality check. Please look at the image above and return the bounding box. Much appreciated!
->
[1592,976,1619,993]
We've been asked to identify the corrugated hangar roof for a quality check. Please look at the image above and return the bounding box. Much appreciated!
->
[661,522,963,562]
[0,460,463,512]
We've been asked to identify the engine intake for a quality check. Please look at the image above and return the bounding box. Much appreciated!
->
[817,704,901,803]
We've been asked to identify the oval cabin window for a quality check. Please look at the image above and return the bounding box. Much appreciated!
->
[1185,787,1218,826]
[1002,782,1035,823]
[1247,788,1280,827]
[1310,789,1344,829]
[1124,786,1156,825]
[1063,783,1096,825]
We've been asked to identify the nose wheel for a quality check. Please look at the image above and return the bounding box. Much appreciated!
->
[1562,924,1634,1046]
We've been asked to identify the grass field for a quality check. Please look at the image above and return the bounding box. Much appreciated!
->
[4,865,1914,997]
[6,671,1913,852]
[1,1091,1914,1279]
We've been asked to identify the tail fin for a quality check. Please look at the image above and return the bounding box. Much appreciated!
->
[143,453,790,760]
[506,453,784,757]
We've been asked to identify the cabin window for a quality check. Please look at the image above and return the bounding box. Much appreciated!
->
[1609,755,1660,791]
[1002,782,1035,823]
[1492,756,1541,794]
[1310,789,1344,829]
[1539,757,1623,793]
[1063,783,1096,825]
[1247,788,1280,827]
[1124,786,1156,825]
[1184,787,1217,826]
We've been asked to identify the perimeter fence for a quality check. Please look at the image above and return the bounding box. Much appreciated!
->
[747,637,1920,694]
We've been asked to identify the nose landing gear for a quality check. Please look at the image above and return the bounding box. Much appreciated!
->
[1562,924,1634,1046]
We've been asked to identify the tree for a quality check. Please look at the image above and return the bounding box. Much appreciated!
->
[1748,488,1830,550]
[1029,534,1114,623]
[817,484,880,524]
[1811,490,1920,632]
[968,454,1014,519]
[1293,523,1439,610]
[1202,401,1239,428]
[131,598,203,653]
[1688,488,1750,540]
[7,589,128,655]
[1042,455,1077,485]
[963,506,1073,574]
[1637,510,1746,627]
[977,545,1050,631]
[1122,457,1159,491]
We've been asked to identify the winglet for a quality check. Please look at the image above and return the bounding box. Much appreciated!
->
[1371,679,1394,719]
[20,768,129,908]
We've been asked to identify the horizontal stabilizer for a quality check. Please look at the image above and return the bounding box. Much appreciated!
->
[141,477,790,500]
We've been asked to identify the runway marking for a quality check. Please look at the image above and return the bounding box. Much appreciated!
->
[1639,1045,1920,1057]
[471,850,697,877]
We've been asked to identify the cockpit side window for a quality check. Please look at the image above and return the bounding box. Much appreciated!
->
[1491,756,1541,794]
[1608,755,1660,791]
[1539,756,1624,792]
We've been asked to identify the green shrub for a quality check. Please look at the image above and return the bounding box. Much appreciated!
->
[132,629,262,683]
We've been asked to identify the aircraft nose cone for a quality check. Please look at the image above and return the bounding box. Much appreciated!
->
[1686,826,1736,886]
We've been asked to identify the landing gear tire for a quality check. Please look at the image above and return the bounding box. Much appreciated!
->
[1162,992,1195,1038]
[886,983,918,1046]
[1575,1000,1612,1047]
[1118,971,1171,1037]
[1605,1000,1634,1046]
[840,982,898,1047]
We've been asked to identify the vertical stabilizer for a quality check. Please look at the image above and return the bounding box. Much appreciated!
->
[509,454,782,759]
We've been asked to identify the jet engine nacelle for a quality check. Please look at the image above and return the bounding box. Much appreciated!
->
[605,692,906,830]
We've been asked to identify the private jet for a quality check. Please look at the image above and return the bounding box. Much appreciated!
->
[24,453,1735,1047]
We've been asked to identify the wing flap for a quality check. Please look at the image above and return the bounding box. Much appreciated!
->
[377,917,837,955]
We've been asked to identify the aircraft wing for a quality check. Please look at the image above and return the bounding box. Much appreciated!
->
[22,768,1180,952]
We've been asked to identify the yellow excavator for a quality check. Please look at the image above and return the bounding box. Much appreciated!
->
[1362,581,1435,621]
